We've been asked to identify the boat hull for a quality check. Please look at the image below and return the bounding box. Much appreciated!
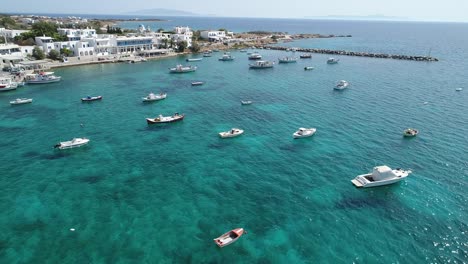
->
[10,99,33,105]
[214,228,244,247]
[146,115,184,124]
[351,175,407,188]
[81,96,103,102]
[26,77,61,84]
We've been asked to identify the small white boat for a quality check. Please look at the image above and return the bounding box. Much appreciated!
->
[169,64,197,73]
[248,53,262,60]
[455,88,463,91]
[25,71,61,84]
[219,53,235,61]
[0,78,18,91]
[327,58,340,64]
[146,113,184,124]
[203,52,212,57]
[304,66,314,71]
[142,92,167,102]
[334,80,349,90]
[214,228,245,247]
[81,95,103,102]
[10,98,33,105]
[54,138,90,150]
[239,49,247,52]
[241,100,253,105]
[186,58,202,62]
[403,128,419,137]
[249,60,274,69]
[278,57,297,63]
[351,165,412,188]
[300,54,312,59]
[293,128,316,138]
[219,128,244,138]
[191,82,204,86]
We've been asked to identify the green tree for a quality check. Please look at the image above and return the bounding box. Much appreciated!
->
[176,41,187,53]
[0,16,16,28]
[32,46,46,60]
[162,38,168,49]
[192,30,201,41]
[48,49,60,60]
[189,42,200,53]
[60,48,73,57]
[31,21,58,37]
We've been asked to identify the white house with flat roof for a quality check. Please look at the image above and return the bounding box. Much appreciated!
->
[200,30,226,41]
[108,35,154,54]
[171,26,193,47]
[57,28,97,41]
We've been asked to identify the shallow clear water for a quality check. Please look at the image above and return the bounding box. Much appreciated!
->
[0,19,467,263]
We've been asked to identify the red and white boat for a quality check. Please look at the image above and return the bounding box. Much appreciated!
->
[213,228,245,247]
[0,78,18,92]
[146,113,184,124]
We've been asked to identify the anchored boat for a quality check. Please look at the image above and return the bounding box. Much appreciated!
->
[213,228,245,247]
[351,165,412,188]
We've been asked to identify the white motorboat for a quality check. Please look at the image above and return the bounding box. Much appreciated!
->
[142,92,167,102]
[304,66,314,71]
[186,58,202,62]
[241,100,253,105]
[293,128,317,138]
[203,52,212,57]
[278,57,297,63]
[300,54,312,59]
[334,80,349,90]
[455,88,462,91]
[10,98,33,105]
[81,95,103,102]
[214,228,245,247]
[54,138,90,150]
[25,72,61,84]
[0,78,18,91]
[248,53,262,60]
[146,113,184,124]
[169,64,197,73]
[403,128,419,137]
[351,165,412,188]
[219,128,244,138]
[327,58,340,64]
[249,60,274,69]
[219,53,235,61]
[191,82,204,86]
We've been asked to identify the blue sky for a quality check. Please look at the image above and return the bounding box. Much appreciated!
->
[3,0,467,22]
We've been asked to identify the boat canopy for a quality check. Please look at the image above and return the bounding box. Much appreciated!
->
[371,166,394,181]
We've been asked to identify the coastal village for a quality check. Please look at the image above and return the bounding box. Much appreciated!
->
[0,14,341,79]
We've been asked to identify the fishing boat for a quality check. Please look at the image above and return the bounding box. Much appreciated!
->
[327,58,340,64]
[54,138,90,150]
[142,92,166,102]
[146,113,184,124]
[81,95,103,102]
[241,100,253,105]
[0,77,18,91]
[293,128,316,139]
[351,166,412,188]
[249,60,274,69]
[169,65,197,73]
[248,53,262,60]
[10,98,33,105]
[300,54,312,59]
[219,53,235,61]
[25,71,61,84]
[403,128,419,137]
[219,128,244,138]
[334,80,349,90]
[304,66,314,71]
[191,82,204,86]
[214,228,245,247]
[186,58,202,62]
[203,52,212,57]
[278,57,297,63]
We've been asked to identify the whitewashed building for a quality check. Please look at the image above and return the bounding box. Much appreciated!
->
[57,28,97,41]
[200,30,226,41]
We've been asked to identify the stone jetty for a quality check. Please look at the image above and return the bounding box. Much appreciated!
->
[263,45,439,62]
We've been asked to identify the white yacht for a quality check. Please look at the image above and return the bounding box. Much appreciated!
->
[351,165,412,188]
[54,138,90,150]
[25,72,61,84]
[249,60,274,69]
[142,92,167,102]
[334,80,349,90]
[219,53,235,61]
[248,53,262,60]
[0,78,18,91]
[293,128,316,139]
[327,58,340,64]
[10,98,33,105]
[219,128,244,138]
[169,65,197,73]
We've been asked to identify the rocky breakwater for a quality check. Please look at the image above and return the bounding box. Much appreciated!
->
[264,45,439,62]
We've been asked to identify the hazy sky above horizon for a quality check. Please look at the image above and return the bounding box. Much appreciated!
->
[2,0,467,22]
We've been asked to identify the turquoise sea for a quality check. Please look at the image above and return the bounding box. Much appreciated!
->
[1,18,467,263]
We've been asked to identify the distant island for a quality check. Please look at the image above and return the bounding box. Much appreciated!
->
[122,8,200,17]
[305,14,408,21]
